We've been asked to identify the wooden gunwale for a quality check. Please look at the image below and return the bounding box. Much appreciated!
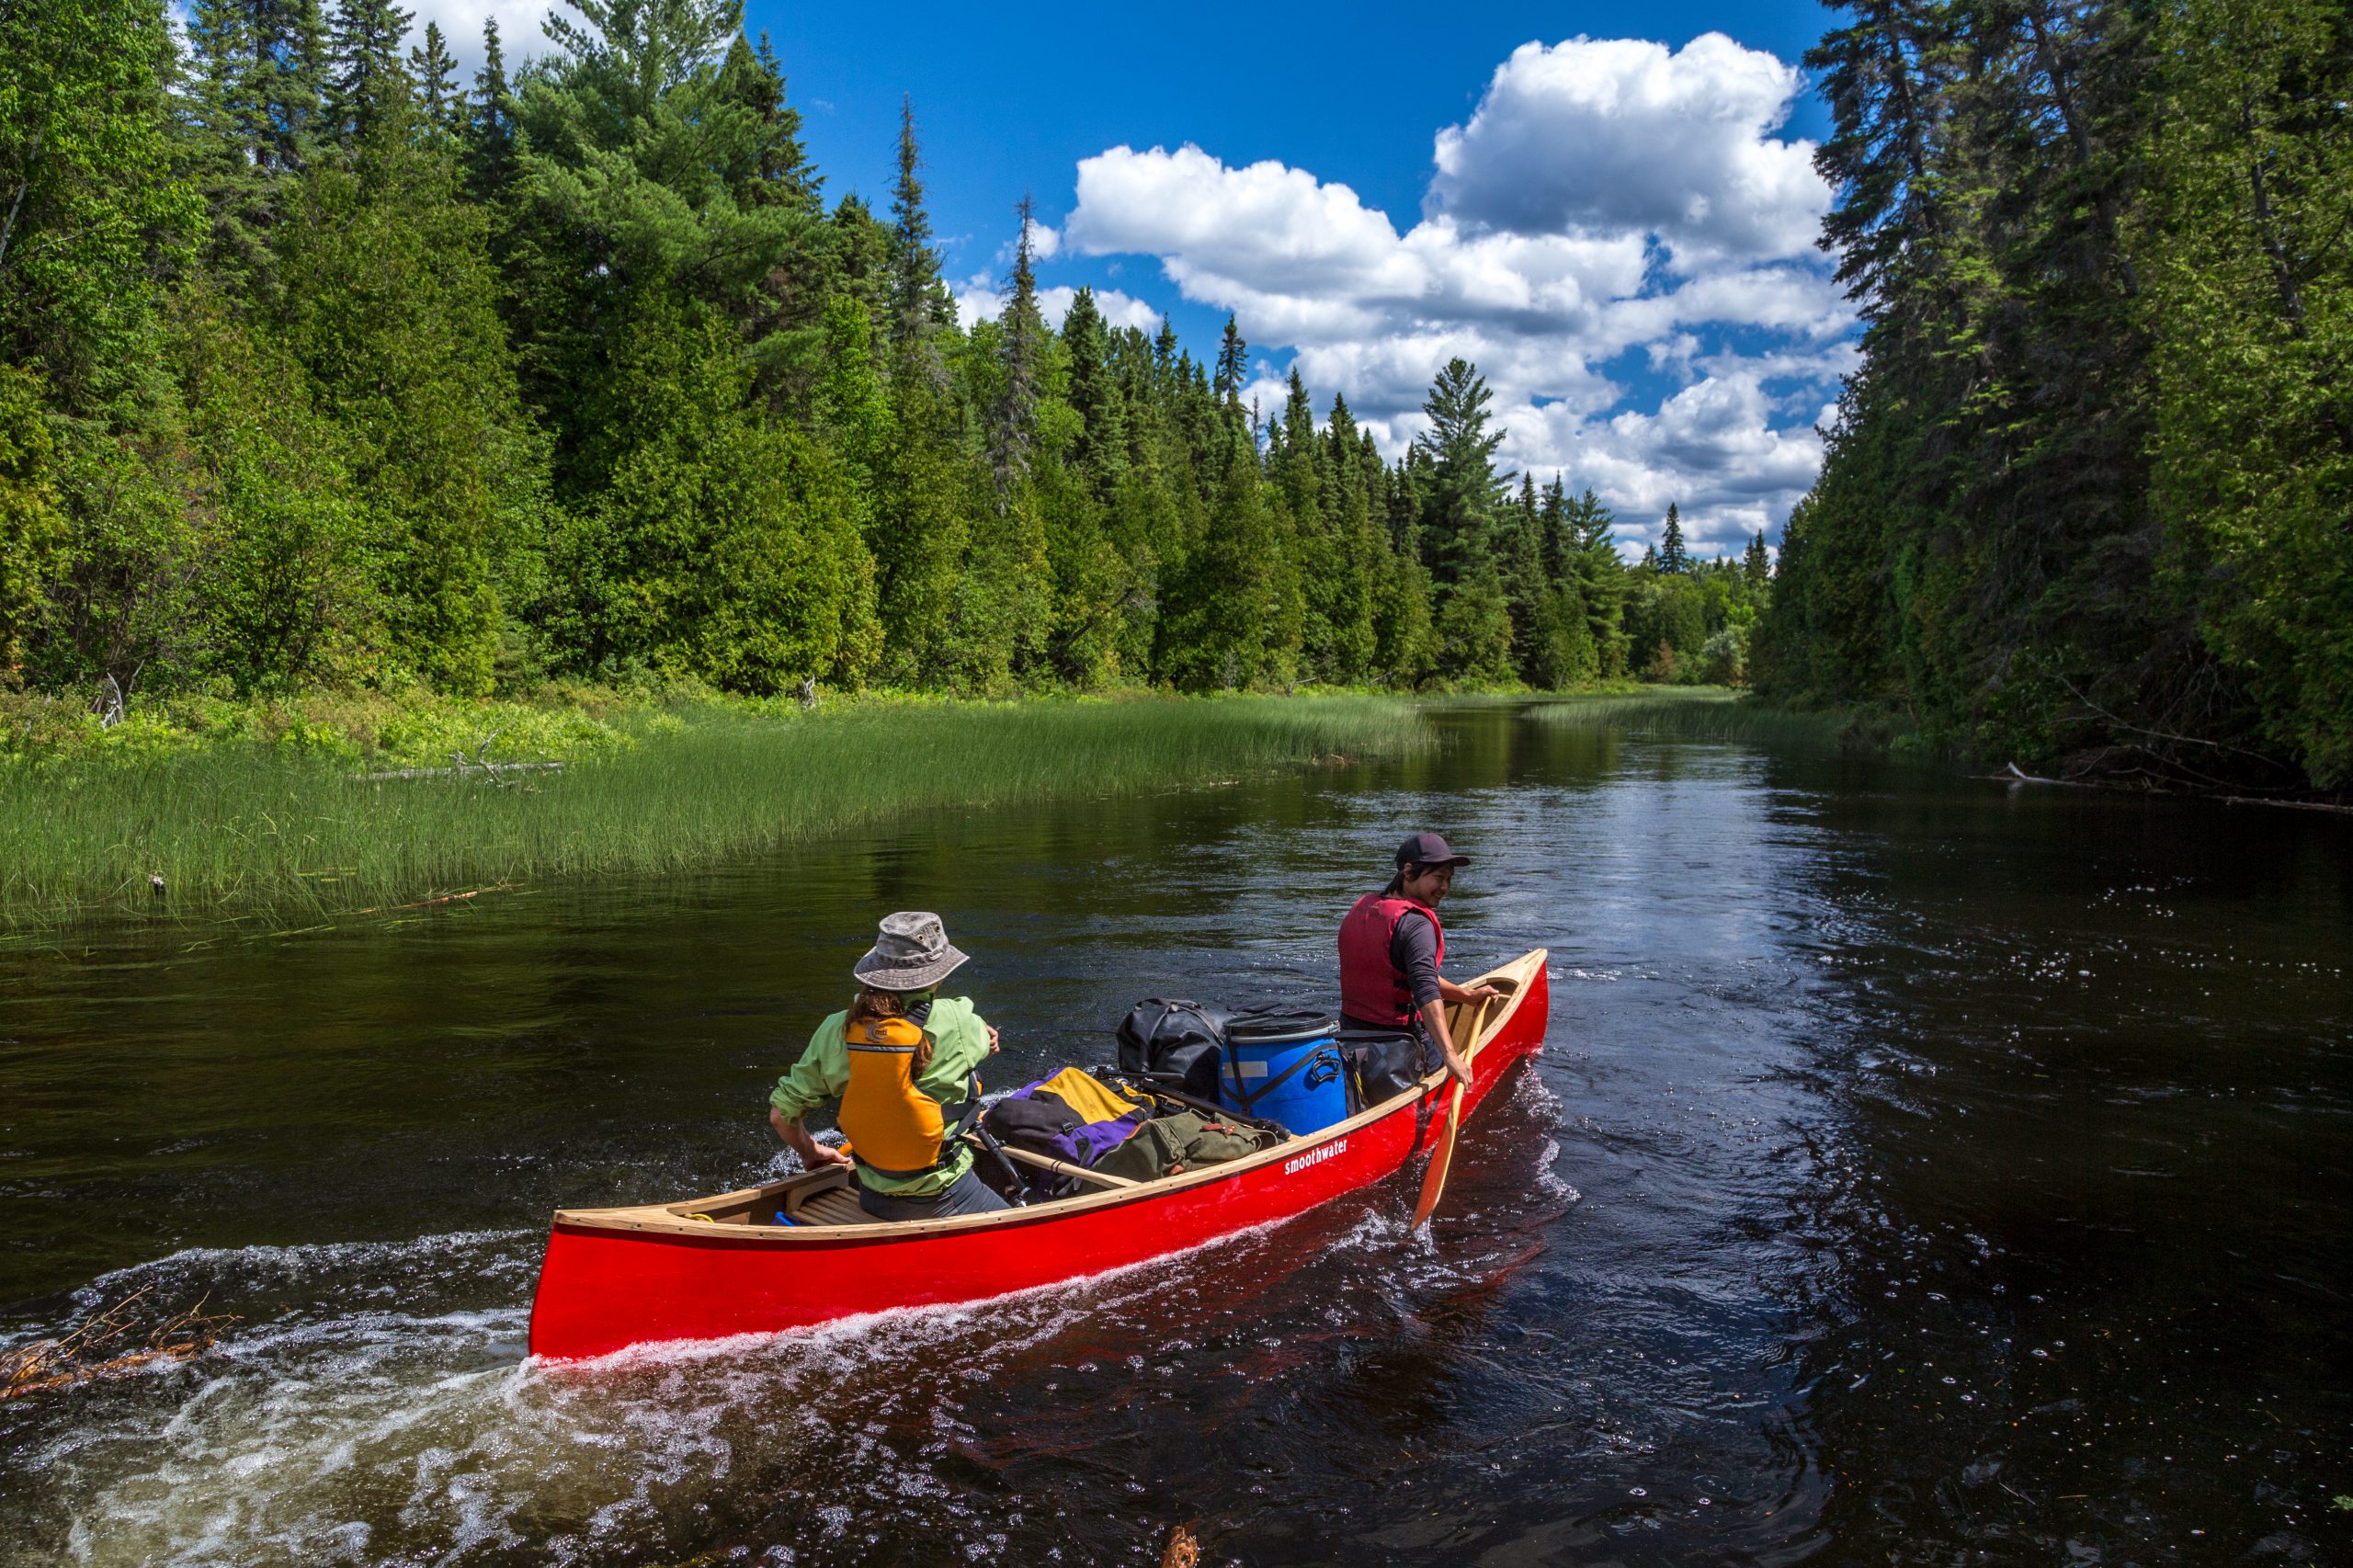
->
[551,949,1548,1245]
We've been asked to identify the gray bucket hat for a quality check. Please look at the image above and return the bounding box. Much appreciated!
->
[851,911,970,992]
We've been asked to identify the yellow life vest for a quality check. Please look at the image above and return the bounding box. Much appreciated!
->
[836,1015,980,1179]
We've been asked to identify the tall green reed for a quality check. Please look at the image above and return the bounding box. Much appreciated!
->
[0,697,1428,928]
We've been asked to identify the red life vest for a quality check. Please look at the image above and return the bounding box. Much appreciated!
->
[1337,892,1445,1028]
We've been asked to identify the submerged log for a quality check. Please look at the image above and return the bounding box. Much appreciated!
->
[352,732,564,784]
[352,759,564,782]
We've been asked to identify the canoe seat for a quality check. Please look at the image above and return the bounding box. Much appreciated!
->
[791,1187,870,1226]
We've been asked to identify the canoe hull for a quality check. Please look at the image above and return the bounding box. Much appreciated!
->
[529,956,1548,1360]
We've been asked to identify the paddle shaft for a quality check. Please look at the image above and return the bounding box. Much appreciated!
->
[1411,994,1495,1228]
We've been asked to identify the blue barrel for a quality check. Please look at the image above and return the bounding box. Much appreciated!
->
[1221,1011,1347,1135]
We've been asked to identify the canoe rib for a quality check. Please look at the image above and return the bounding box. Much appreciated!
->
[528,949,1548,1357]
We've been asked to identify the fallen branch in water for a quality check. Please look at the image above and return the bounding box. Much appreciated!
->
[1158,1523,1201,1568]
[1978,761,2105,790]
[352,733,563,785]
[1985,763,2353,813]
[2222,795,2353,816]
[351,881,519,915]
[1,1288,236,1402]
[353,760,563,782]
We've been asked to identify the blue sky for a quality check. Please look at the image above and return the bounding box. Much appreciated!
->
[423,0,1855,556]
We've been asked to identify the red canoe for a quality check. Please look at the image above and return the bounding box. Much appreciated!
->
[527,949,1550,1359]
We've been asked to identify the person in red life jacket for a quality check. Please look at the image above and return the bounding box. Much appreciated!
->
[767,912,1009,1221]
[1337,832,1503,1089]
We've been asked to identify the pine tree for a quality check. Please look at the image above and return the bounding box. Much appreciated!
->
[885,96,944,362]
[409,20,460,140]
[1411,358,1515,681]
[1744,530,1770,587]
[509,0,821,454]
[987,193,1046,494]
[1414,357,1510,584]
[1061,288,1128,497]
[256,0,330,173]
[719,34,821,215]
[463,17,516,201]
[325,0,414,145]
[1211,315,1246,405]
[1658,504,1689,574]
[1152,316,1178,390]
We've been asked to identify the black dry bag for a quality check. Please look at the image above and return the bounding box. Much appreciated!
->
[1114,998,1232,1100]
[1338,1027,1431,1109]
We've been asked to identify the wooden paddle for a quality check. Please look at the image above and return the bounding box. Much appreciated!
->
[1411,993,1495,1229]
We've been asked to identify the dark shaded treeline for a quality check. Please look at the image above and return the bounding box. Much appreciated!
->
[0,0,1776,703]
[1754,0,2353,791]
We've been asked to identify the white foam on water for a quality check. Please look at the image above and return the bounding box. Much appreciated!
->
[5,1127,1567,1566]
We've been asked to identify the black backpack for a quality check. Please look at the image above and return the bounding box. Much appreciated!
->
[1115,998,1232,1099]
[1338,1028,1431,1108]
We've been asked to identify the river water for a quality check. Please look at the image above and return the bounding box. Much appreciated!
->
[2,704,2347,1565]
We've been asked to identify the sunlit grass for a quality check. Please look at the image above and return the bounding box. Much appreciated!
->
[1529,687,1907,751]
[0,696,1429,928]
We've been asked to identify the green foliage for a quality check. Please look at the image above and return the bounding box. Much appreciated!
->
[0,367,66,665]
[2144,0,2353,787]
[557,293,879,690]
[1,0,1676,732]
[1761,0,2348,792]
[274,131,524,693]
[0,0,202,415]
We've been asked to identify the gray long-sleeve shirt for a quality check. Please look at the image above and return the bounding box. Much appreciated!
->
[1390,908,1443,1011]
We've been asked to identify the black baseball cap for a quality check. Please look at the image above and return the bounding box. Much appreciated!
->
[1395,831,1469,869]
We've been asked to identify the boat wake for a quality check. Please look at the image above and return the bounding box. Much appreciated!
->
[3,1055,1574,1566]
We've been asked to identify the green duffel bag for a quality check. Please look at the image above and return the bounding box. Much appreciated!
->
[1094,1108,1287,1183]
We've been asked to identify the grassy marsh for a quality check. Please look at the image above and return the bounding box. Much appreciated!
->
[0,695,1429,928]
[1529,687,1913,753]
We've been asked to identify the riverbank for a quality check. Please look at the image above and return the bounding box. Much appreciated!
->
[1529,687,1918,755]
[0,690,1431,929]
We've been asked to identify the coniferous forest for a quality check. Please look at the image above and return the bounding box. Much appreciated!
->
[1754,0,2353,792]
[0,0,1784,718]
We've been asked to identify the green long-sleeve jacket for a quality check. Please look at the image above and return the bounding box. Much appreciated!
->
[769,997,992,1197]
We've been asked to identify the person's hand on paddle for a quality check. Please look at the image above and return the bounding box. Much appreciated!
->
[1443,1047,1473,1088]
[1460,983,1504,1005]
[801,1141,853,1170]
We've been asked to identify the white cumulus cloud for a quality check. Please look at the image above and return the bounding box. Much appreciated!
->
[1051,31,1849,555]
[1428,34,1828,264]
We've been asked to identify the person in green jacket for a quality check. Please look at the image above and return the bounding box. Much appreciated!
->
[768,912,1009,1220]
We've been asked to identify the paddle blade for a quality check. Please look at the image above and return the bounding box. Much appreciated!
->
[1411,994,1495,1230]
[1411,1084,1465,1228]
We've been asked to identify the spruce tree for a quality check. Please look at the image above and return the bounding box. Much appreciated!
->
[1745,530,1770,587]
[463,18,516,202]
[1658,503,1689,574]
[409,20,460,140]
[718,34,820,215]
[1413,357,1510,585]
[325,0,414,145]
[986,193,1046,494]
[1211,315,1246,405]
[886,97,944,361]
[256,0,329,172]
[1412,358,1515,681]
[1152,316,1178,390]
[1061,288,1128,498]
